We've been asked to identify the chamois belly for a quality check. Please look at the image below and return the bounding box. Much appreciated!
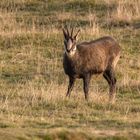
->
[65,63,105,79]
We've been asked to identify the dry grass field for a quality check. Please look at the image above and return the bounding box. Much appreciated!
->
[0,0,140,139]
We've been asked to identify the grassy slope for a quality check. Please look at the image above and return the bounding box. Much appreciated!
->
[0,0,140,139]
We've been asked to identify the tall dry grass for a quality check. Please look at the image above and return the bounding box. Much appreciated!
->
[105,0,140,22]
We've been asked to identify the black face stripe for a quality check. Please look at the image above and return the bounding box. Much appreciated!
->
[66,44,76,53]
[64,38,76,53]
[66,48,70,52]
[64,40,67,46]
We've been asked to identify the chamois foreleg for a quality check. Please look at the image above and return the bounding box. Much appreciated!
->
[66,77,75,97]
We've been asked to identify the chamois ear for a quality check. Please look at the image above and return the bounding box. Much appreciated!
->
[65,25,70,37]
[73,29,80,40]
[62,28,67,40]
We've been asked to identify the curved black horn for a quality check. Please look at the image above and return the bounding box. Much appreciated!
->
[62,28,67,39]
[66,25,69,36]
[71,27,74,37]
[74,29,80,39]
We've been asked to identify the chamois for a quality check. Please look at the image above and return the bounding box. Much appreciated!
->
[62,27,121,102]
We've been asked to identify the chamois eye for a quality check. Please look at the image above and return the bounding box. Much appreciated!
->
[71,38,73,42]
[71,38,75,43]
[72,38,76,43]
[72,40,76,45]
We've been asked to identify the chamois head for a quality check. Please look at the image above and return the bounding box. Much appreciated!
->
[63,26,80,56]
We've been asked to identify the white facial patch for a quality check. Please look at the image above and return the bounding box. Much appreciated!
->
[69,46,76,56]
[67,39,73,50]
[64,39,76,57]
[65,46,76,57]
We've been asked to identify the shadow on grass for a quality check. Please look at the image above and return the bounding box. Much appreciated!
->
[102,20,132,29]
[88,119,140,130]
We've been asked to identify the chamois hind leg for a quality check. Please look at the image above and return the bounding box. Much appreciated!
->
[83,74,91,101]
[66,77,75,98]
[103,68,116,102]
